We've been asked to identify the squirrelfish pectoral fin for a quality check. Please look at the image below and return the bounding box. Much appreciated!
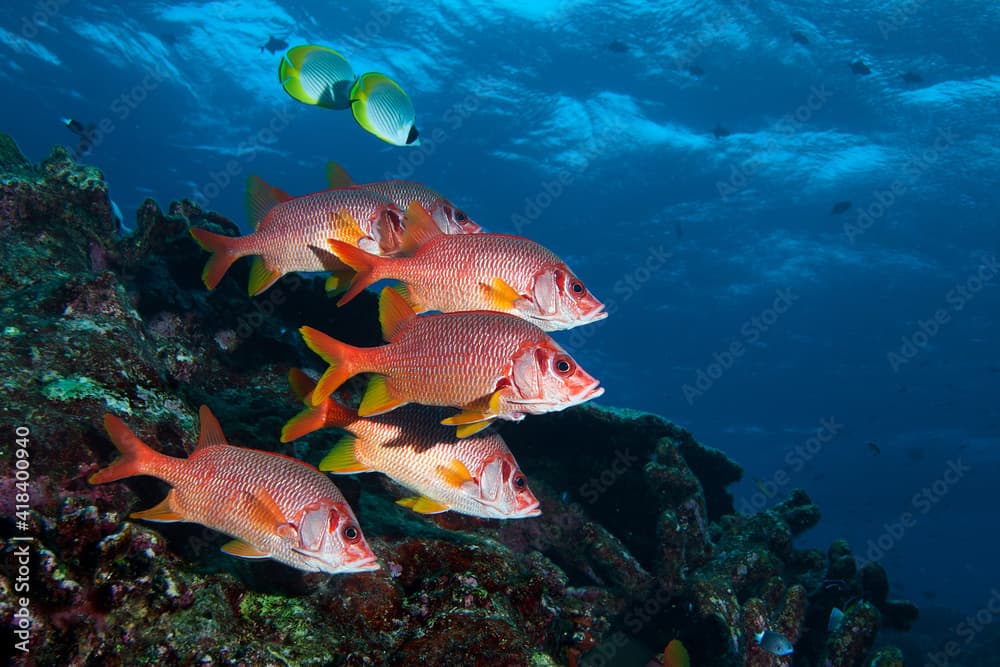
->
[326,161,355,189]
[130,489,184,522]
[319,434,371,473]
[378,286,417,340]
[480,277,523,311]
[437,459,475,488]
[234,489,288,534]
[397,496,450,514]
[221,539,269,559]
[455,421,493,438]
[358,375,405,416]
[195,405,228,451]
[245,174,292,230]
[398,201,443,255]
[248,257,283,296]
[332,209,366,246]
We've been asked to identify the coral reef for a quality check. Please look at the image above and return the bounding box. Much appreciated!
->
[0,137,917,665]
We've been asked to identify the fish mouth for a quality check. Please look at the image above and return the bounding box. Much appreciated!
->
[341,554,381,573]
[516,499,542,517]
[577,381,604,402]
[583,303,608,322]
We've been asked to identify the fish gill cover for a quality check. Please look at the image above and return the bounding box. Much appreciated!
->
[1,0,999,665]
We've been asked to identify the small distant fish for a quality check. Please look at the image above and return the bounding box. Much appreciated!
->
[300,287,604,437]
[850,59,872,75]
[189,175,403,295]
[822,578,847,590]
[685,64,705,77]
[867,441,881,456]
[753,477,776,498]
[284,370,541,519]
[260,35,288,55]
[89,406,379,574]
[790,30,810,45]
[828,607,845,632]
[830,200,853,215]
[754,630,794,656]
[326,161,481,236]
[901,70,924,84]
[606,40,629,53]
[350,72,420,146]
[712,123,730,139]
[279,45,356,110]
[62,117,95,157]
[325,202,608,331]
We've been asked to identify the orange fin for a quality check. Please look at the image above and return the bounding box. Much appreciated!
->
[287,368,317,403]
[437,459,475,488]
[326,161,355,189]
[221,539,269,559]
[662,640,690,667]
[327,239,385,306]
[396,496,450,514]
[378,286,417,341]
[130,489,184,522]
[299,326,360,406]
[358,375,405,416]
[248,257,283,296]
[319,434,371,473]
[281,404,327,442]
[189,227,242,290]
[480,277,523,310]
[246,174,292,230]
[332,209,366,246]
[232,489,289,534]
[455,421,493,438]
[194,405,228,451]
[89,413,164,484]
[398,201,444,255]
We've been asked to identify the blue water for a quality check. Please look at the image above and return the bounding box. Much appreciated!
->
[3,0,998,626]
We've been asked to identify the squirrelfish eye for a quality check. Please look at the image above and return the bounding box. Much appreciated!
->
[513,475,526,490]
[342,524,360,542]
[571,281,585,294]
[455,211,467,222]
[555,357,574,375]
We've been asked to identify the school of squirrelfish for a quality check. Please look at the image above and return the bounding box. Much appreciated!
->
[93,130,607,573]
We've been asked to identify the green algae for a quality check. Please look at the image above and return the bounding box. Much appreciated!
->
[42,373,132,414]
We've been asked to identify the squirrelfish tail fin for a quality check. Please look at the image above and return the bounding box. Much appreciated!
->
[299,326,367,406]
[89,414,169,484]
[189,227,244,290]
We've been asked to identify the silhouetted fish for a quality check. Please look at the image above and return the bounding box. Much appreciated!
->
[790,30,810,45]
[686,64,704,77]
[901,70,924,84]
[260,35,288,55]
[712,123,730,139]
[830,200,852,215]
[606,40,629,53]
[851,60,871,75]
[61,117,95,157]
[867,441,881,456]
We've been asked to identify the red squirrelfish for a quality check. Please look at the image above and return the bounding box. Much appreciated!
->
[326,160,481,235]
[328,202,607,331]
[283,369,541,519]
[301,287,604,437]
[189,174,404,295]
[89,405,379,575]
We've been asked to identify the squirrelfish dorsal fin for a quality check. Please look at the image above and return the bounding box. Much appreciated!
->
[326,161,355,189]
[378,285,417,341]
[245,174,292,230]
[398,201,443,255]
[195,405,228,451]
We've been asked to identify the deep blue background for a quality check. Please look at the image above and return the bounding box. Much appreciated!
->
[3,0,998,623]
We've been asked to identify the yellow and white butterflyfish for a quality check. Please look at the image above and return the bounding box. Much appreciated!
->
[279,45,356,110]
[349,72,420,146]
